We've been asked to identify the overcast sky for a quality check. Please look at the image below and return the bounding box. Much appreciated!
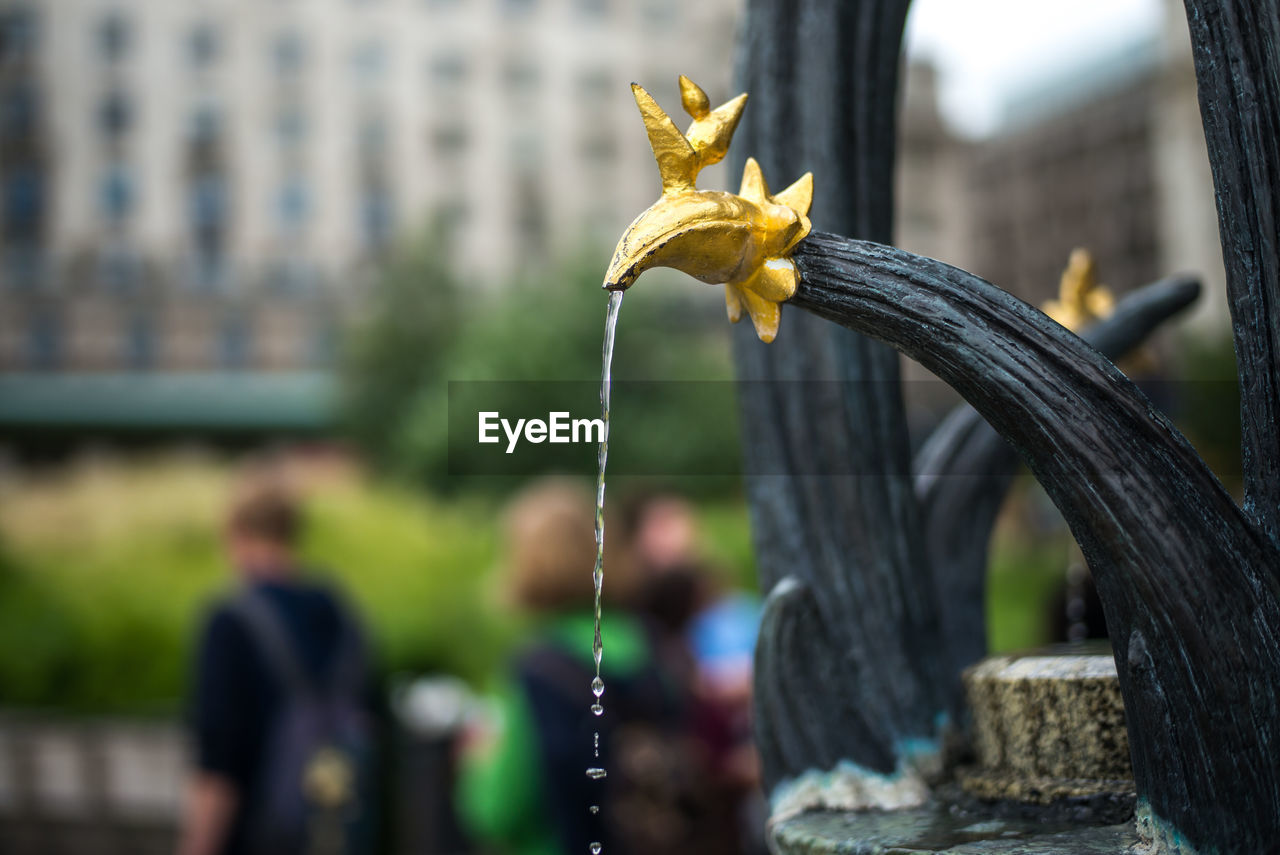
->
[904,0,1165,136]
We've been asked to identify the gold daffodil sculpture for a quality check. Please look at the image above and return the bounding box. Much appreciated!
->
[1043,248,1116,332]
[603,76,813,343]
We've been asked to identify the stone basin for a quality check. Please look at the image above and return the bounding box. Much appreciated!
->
[770,646,1140,854]
[960,645,1132,805]
[770,802,1138,854]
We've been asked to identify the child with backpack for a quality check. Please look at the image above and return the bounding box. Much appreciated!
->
[178,478,377,855]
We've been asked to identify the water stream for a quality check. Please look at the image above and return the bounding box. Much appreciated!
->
[587,289,624,855]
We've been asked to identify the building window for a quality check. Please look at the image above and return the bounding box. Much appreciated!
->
[272,30,305,75]
[641,0,677,29]
[501,0,536,16]
[188,101,222,143]
[125,314,155,369]
[432,123,468,156]
[575,0,609,18]
[360,185,394,250]
[577,68,611,101]
[188,22,219,69]
[2,244,42,289]
[0,83,37,139]
[358,113,389,157]
[502,57,539,97]
[98,242,140,291]
[276,174,310,231]
[98,12,130,62]
[579,132,617,166]
[217,316,250,370]
[513,171,546,249]
[435,196,469,245]
[267,257,314,294]
[3,165,42,242]
[307,319,337,368]
[98,91,132,137]
[508,130,540,170]
[274,101,307,146]
[437,197,469,225]
[428,52,468,88]
[350,40,387,82]
[0,7,37,67]
[190,172,226,230]
[99,163,134,222]
[25,310,60,369]
[189,172,227,290]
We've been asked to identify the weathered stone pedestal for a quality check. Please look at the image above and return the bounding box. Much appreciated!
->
[960,646,1133,809]
[770,647,1141,854]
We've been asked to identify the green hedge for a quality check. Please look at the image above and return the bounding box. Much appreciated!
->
[0,460,754,713]
[0,458,1068,714]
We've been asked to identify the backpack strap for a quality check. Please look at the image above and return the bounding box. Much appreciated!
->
[321,587,369,697]
[226,587,315,699]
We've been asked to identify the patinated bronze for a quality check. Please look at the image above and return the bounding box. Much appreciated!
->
[604,0,1280,851]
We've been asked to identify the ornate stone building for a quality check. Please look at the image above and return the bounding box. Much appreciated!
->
[898,0,1227,335]
[0,0,737,376]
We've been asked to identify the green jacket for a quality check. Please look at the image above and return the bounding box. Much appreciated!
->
[456,612,653,855]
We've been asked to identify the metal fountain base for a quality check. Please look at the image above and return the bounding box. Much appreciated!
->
[770,801,1137,854]
[769,647,1144,855]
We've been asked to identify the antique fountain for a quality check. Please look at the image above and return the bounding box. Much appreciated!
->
[600,1,1280,853]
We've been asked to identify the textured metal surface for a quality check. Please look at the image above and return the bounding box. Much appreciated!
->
[729,0,1280,850]
[914,275,1200,716]
[791,231,1280,851]
[1183,0,1280,546]
[730,0,943,798]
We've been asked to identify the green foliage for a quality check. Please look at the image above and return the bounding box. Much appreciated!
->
[1172,330,1243,494]
[342,246,741,494]
[0,460,756,713]
[340,229,461,478]
[986,532,1072,653]
[0,460,506,711]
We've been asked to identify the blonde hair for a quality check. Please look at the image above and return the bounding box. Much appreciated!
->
[501,478,635,612]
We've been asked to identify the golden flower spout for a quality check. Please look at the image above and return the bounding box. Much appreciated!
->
[1043,248,1116,332]
[603,77,813,343]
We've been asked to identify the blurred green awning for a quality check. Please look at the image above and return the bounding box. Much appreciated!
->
[0,373,337,432]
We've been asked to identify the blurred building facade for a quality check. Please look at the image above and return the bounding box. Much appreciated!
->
[0,0,1230,393]
[0,0,737,376]
[897,0,1228,335]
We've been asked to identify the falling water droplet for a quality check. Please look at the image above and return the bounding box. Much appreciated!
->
[586,292,623,823]
[589,292,622,720]
[591,843,603,855]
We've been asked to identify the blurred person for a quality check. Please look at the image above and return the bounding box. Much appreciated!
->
[1049,560,1110,644]
[686,588,766,855]
[625,491,765,855]
[622,492,700,579]
[640,565,765,855]
[458,479,726,855]
[178,478,377,855]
